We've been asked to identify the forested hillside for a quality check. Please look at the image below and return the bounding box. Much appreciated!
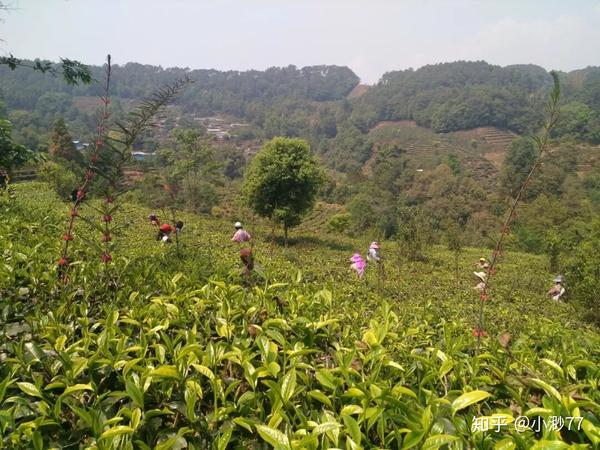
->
[2,60,600,159]
[2,59,600,255]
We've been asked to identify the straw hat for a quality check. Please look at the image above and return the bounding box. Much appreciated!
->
[474,271,487,282]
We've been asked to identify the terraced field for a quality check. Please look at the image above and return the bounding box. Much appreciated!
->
[366,122,499,182]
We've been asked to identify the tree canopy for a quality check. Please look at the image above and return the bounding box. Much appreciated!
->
[243,137,324,244]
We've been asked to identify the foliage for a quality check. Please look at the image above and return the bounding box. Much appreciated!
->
[564,218,600,324]
[499,138,538,198]
[1,182,599,448]
[38,160,79,199]
[243,137,324,243]
[0,119,34,175]
[49,117,82,163]
[153,129,222,214]
[0,55,92,85]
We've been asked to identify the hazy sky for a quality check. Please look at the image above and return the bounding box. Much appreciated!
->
[2,0,600,83]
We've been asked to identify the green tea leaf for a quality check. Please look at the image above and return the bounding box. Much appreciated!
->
[528,378,561,402]
[422,434,459,450]
[62,383,93,396]
[99,425,134,440]
[126,380,144,408]
[149,365,180,380]
[280,368,296,402]
[256,424,291,449]
[451,390,491,413]
[17,382,42,398]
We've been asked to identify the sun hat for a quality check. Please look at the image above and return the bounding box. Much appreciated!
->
[554,276,563,283]
[370,241,380,249]
[474,271,487,282]
[479,257,486,262]
[234,222,242,228]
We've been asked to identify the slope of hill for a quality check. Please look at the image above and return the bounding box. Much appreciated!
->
[365,121,504,181]
[1,182,599,448]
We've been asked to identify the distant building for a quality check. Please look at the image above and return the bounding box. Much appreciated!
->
[72,140,90,151]
[132,152,155,161]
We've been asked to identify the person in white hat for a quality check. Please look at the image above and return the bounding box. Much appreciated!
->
[547,276,565,301]
[367,241,381,263]
[231,221,252,243]
[473,271,487,293]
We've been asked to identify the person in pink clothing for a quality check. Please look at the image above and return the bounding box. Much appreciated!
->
[231,222,252,243]
[350,253,366,278]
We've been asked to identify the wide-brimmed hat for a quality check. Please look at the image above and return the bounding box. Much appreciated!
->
[479,257,486,262]
[234,222,242,228]
[474,271,487,282]
[370,241,380,249]
[554,276,563,283]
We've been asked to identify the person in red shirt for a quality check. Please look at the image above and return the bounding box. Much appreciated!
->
[157,223,174,242]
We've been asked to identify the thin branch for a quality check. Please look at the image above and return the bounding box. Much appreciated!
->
[475,71,561,354]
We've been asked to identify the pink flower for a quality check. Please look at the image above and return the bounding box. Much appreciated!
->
[103,215,112,223]
[101,253,112,263]
[57,257,68,267]
[63,234,73,241]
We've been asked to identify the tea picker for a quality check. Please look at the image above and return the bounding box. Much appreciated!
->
[350,253,366,278]
[473,271,487,293]
[547,276,565,301]
[231,221,252,243]
[367,241,386,289]
[157,222,174,243]
[148,213,160,226]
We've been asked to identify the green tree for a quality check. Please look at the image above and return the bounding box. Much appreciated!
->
[167,128,221,213]
[243,137,324,245]
[0,119,34,180]
[499,138,537,198]
[49,118,81,163]
[564,218,600,325]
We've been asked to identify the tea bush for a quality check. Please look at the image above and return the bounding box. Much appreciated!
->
[0,182,599,449]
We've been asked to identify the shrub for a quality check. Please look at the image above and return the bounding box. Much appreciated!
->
[564,218,600,323]
[326,213,351,233]
[39,160,79,200]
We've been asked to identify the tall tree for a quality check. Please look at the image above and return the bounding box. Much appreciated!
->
[0,119,33,179]
[49,118,81,162]
[243,137,324,245]
[499,138,537,198]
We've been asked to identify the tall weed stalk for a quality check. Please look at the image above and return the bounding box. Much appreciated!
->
[475,71,561,353]
[58,56,189,285]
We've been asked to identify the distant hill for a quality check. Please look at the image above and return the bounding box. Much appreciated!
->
[1,59,599,172]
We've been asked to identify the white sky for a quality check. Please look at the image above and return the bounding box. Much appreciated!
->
[2,0,600,83]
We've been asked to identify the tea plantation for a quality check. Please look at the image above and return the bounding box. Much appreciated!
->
[1,183,599,449]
